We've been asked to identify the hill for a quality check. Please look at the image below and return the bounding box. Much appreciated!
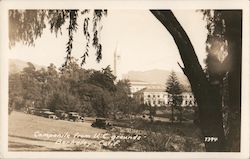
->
[9,59,45,74]
[123,69,191,91]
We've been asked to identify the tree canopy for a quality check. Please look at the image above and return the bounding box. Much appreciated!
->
[9,61,141,118]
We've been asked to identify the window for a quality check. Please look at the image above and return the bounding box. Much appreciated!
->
[189,101,193,105]
[148,95,150,98]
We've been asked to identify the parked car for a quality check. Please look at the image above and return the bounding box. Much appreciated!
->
[42,111,57,119]
[78,116,85,122]
[91,118,112,129]
[27,107,36,114]
[48,114,58,120]
[68,112,84,122]
[55,110,68,120]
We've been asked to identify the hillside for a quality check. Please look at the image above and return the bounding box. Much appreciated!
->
[123,69,191,90]
[9,59,45,74]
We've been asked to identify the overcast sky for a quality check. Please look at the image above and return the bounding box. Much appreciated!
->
[9,10,208,78]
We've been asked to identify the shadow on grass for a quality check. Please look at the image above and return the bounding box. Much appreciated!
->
[9,141,45,151]
[9,134,55,143]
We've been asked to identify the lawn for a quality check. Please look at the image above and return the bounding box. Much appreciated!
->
[9,111,205,152]
[9,111,107,151]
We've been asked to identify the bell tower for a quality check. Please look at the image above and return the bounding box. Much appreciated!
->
[113,43,121,80]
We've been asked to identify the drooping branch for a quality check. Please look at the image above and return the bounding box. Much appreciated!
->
[9,9,107,67]
[63,10,79,68]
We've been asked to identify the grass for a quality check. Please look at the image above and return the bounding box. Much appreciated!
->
[9,111,205,152]
[155,107,195,120]
[9,111,107,151]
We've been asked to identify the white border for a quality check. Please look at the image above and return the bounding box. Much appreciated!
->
[0,0,249,159]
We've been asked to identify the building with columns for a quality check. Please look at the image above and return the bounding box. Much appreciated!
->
[132,83,196,107]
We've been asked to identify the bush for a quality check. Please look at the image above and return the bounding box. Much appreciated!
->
[138,131,170,151]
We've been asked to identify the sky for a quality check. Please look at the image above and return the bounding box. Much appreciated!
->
[9,10,208,78]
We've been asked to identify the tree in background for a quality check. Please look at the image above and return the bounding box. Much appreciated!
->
[88,65,116,92]
[166,71,183,124]
[9,60,141,118]
[9,73,23,113]
[20,62,43,108]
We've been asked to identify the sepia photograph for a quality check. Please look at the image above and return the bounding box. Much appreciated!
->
[0,0,249,158]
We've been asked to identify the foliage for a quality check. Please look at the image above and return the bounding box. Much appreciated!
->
[166,71,183,96]
[9,60,141,118]
[87,65,116,92]
[201,10,242,151]
[166,71,183,123]
[152,10,242,151]
[9,9,107,66]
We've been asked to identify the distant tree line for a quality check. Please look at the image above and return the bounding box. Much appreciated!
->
[9,58,143,118]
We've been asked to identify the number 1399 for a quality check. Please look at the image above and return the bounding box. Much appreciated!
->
[205,137,218,142]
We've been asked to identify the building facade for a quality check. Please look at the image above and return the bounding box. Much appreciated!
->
[129,81,150,95]
[134,87,169,107]
[181,92,196,107]
[133,86,196,107]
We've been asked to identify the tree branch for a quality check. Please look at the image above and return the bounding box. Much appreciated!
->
[151,10,227,151]
[150,10,209,96]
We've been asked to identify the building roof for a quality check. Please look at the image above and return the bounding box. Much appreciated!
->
[134,87,166,94]
[134,87,193,94]
[129,80,150,85]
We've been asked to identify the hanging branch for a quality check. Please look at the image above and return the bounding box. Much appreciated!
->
[81,16,90,66]
[63,10,78,68]
[92,9,107,63]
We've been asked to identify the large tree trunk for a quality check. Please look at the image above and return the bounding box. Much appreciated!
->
[151,10,226,151]
[221,11,242,151]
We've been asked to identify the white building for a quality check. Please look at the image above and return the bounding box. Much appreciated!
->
[129,80,154,95]
[134,87,169,107]
[133,86,196,107]
[181,92,196,107]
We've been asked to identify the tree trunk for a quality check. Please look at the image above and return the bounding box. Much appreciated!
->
[151,10,226,151]
[171,105,174,124]
[179,108,182,124]
[221,11,242,151]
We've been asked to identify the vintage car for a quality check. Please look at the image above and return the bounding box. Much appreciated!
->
[42,111,58,119]
[68,112,84,122]
[48,114,58,120]
[27,107,36,114]
[55,110,68,120]
[91,118,112,129]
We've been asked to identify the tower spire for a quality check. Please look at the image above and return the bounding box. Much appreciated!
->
[114,42,118,77]
[113,42,121,80]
